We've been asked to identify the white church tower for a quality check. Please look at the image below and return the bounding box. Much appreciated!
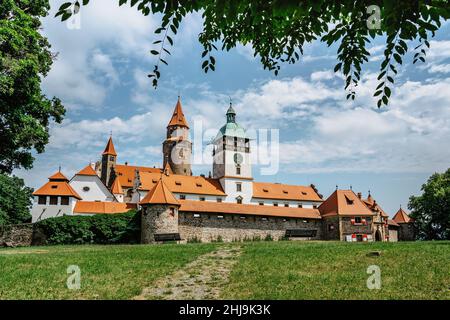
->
[212,104,253,204]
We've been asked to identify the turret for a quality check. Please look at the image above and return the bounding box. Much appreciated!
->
[100,136,117,187]
[162,97,192,175]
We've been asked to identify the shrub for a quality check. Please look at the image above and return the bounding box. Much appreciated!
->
[187,236,202,243]
[264,234,273,241]
[35,210,140,245]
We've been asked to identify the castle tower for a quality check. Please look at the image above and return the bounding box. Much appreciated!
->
[162,97,192,176]
[139,178,180,244]
[212,104,252,204]
[100,136,117,187]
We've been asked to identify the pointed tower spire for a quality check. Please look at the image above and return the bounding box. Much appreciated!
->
[139,178,180,205]
[167,96,189,128]
[103,136,117,156]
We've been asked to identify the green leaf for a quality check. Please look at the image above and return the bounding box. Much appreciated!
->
[150,50,159,55]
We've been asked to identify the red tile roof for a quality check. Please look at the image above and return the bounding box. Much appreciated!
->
[139,172,226,196]
[48,171,69,181]
[73,201,136,214]
[76,164,98,176]
[252,182,322,202]
[111,177,123,195]
[178,200,322,219]
[33,171,81,200]
[319,190,374,217]
[388,219,400,227]
[102,136,117,156]
[393,207,413,223]
[140,179,180,205]
[362,195,389,218]
[167,97,189,128]
[115,164,162,188]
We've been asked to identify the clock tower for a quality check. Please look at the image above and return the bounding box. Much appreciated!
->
[212,104,252,203]
[163,97,192,176]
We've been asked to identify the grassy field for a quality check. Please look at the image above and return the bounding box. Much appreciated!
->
[223,241,450,299]
[0,241,448,299]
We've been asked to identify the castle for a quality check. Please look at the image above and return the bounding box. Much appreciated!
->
[31,98,415,243]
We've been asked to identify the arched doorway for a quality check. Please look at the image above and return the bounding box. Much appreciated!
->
[375,230,382,241]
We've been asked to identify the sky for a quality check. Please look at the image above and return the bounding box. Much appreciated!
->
[14,0,450,216]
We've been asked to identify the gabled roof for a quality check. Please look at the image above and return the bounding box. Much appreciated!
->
[48,171,69,181]
[114,164,162,188]
[102,136,117,156]
[393,207,413,223]
[252,182,322,202]
[319,190,374,217]
[33,171,81,200]
[73,201,136,214]
[139,172,226,196]
[140,179,180,205]
[111,177,123,195]
[76,164,98,176]
[167,97,189,128]
[362,195,389,218]
[179,200,322,219]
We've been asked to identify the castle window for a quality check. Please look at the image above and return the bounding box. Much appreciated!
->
[261,217,268,221]
[259,202,264,206]
[236,183,242,192]
[38,196,46,205]
[328,224,335,231]
[298,204,303,208]
[236,166,241,175]
[169,207,175,217]
[273,203,278,207]
[83,186,90,192]
[193,214,200,218]
[354,217,362,224]
[236,196,243,204]
[110,156,115,161]
[284,203,289,207]
[60,196,69,206]
[179,194,186,200]
[240,216,246,219]
[199,197,205,201]
[216,198,222,202]
[217,215,224,219]
[49,196,58,205]
[313,204,318,209]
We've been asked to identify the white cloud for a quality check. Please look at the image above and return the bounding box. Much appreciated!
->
[310,70,336,81]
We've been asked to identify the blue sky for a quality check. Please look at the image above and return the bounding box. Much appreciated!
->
[15,0,450,216]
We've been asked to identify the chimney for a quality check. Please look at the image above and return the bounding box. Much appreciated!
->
[357,192,362,199]
[200,174,205,178]
[208,171,212,178]
[125,161,128,166]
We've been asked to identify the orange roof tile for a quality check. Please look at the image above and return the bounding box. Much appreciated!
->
[111,177,123,195]
[388,219,400,227]
[252,182,322,202]
[393,207,413,223]
[139,172,226,196]
[73,201,136,214]
[178,200,322,219]
[102,136,117,156]
[167,97,189,128]
[33,171,81,200]
[362,195,389,218]
[319,190,374,217]
[115,164,162,188]
[76,164,98,176]
[140,179,180,205]
[48,171,69,181]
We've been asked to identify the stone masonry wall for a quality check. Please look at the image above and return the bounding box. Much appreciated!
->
[141,205,179,244]
[321,216,340,240]
[0,224,34,247]
[178,212,322,242]
[398,223,415,241]
[340,217,373,240]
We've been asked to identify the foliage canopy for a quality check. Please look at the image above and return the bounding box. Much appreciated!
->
[57,1,450,107]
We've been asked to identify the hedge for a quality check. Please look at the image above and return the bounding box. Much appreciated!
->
[35,211,140,245]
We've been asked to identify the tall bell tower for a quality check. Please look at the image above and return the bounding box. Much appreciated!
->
[100,135,117,187]
[162,97,192,176]
[212,104,252,204]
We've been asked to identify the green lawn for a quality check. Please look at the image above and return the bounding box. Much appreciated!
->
[0,241,448,299]
[0,243,217,299]
[222,241,450,300]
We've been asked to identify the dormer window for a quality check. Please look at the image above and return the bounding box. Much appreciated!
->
[345,195,354,205]
[236,196,243,204]
[283,190,288,194]
[301,191,307,195]
[175,181,182,186]
[196,183,202,187]
[263,188,268,192]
